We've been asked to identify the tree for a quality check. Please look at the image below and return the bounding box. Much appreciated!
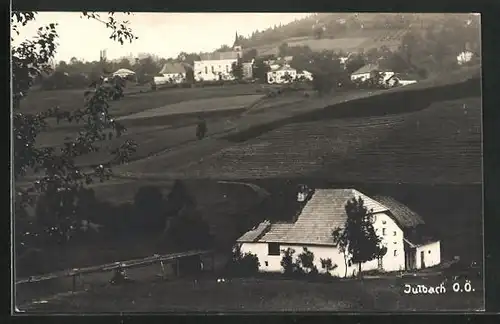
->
[297,247,318,275]
[252,58,270,82]
[331,197,386,278]
[12,11,138,256]
[278,42,289,57]
[320,258,338,275]
[134,56,159,84]
[313,26,325,39]
[231,59,244,80]
[227,244,260,277]
[241,48,258,63]
[133,186,165,231]
[345,54,367,75]
[280,247,296,276]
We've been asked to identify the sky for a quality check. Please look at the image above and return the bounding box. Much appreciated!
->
[11,12,311,62]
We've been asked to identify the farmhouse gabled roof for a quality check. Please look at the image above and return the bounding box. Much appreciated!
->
[351,63,391,75]
[237,189,388,246]
[237,189,431,247]
[372,195,425,228]
[159,63,187,74]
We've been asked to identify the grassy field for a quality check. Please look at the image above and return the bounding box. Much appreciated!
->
[21,83,262,117]
[118,94,263,120]
[21,275,484,312]
[158,96,481,184]
[255,29,410,56]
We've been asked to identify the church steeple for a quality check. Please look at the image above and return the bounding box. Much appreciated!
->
[233,31,241,48]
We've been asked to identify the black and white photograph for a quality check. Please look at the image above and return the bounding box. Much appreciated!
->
[12,12,483,313]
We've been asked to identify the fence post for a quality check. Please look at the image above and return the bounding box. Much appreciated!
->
[159,261,166,280]
[72,274,76,292]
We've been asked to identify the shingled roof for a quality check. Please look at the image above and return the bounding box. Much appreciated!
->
[351,63,392,75]
[372,195,425,228]
[159,63,188,74]
[237,189,388,246]
[237,189,429,246]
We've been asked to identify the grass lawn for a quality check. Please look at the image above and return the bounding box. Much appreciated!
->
[170,96,481,184]
[21,83,262,117]
[21,275,484,312]
[118,95,263,120]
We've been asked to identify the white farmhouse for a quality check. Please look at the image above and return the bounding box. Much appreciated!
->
[386,73,420,87]
[267,65,297,84]
[350,63,394,83]
[237,189,441,277]
[457,50,475,65]
[297,70,314,81]
[154,62,189,85]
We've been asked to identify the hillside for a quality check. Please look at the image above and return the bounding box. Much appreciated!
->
[168,80,482,184]
[239,13,477,56]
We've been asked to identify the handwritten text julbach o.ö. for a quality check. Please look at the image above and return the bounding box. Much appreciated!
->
[403,281,476,295]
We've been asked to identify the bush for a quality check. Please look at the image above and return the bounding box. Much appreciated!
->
[280,247,296,275]
[297,247,318,275]
[227,244,260,277]
[320,258,338,275]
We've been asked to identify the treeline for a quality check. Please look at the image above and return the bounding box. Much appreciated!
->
[270,15,480,94]
[16,180,213,272]
[226,13,479,50]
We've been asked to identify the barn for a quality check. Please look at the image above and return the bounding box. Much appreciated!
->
[237,188,441,277]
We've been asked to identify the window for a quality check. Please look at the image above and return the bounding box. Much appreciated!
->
[382,220,387,224]
[373,215,377,222]
[211,66,215,74]
[382,228,386,236]
[428,250,431,254]
[204,66,208,74]
[265,261,269,266]
[393,241,397,245]
[268,243,280,256]
[226,65,229,73]
[393,231,397,236]
[394,250,398,256]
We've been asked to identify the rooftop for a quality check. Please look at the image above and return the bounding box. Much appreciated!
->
[351,63,392,75]
[237,189,430,246]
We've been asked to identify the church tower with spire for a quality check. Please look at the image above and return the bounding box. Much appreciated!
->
[232,31,242,53]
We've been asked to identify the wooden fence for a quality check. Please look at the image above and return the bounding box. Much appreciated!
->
[15,250,215,291]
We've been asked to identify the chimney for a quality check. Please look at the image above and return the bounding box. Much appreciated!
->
[297,184,310,202]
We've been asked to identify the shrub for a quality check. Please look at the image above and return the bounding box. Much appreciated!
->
[320,258,338,275]
[297,247,318,275]
[280,247,296,275]
[227,244,260,277]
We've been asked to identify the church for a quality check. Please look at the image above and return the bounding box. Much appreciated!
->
[193,32,248,82]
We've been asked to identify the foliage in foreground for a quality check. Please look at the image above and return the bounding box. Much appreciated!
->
[12,11,139,257]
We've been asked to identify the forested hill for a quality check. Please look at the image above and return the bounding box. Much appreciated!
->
[224,13,479,55]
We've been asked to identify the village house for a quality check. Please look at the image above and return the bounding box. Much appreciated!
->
[193,32,245,82]
[267,65,297,84]
[237,188,441,278]
[386,73,420,87]
[296,70,314,81]
[154,62,190,85]
[350,63,395,83]
[456,50,475,66]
